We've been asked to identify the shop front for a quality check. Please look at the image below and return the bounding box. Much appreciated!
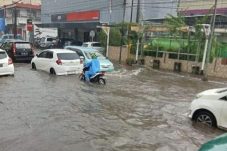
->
[43,10,101,43]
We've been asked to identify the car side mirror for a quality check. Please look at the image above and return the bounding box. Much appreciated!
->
[36,54,39,57]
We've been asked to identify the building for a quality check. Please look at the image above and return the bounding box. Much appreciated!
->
[0,0,41,6]
[0,2,41,40]
[41,0,177,42]
[179,0,227,27]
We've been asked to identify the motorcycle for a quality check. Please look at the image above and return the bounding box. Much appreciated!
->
[79,67,106,85]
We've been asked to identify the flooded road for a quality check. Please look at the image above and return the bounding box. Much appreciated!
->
[0,63,225,151]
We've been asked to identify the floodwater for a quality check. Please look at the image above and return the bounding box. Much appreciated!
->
[0,63,225,151]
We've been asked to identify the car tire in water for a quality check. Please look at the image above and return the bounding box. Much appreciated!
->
[194,111,216,127]
[50,68,56,75]
[98,78,106,85]
[32,63,36,70]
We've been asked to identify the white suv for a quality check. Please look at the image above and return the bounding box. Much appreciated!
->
[189,88,227,129]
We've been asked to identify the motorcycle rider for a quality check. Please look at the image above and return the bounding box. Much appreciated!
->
[84,53,100,82]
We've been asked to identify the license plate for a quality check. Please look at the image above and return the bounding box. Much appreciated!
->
[22,52,28,56]
[0,64,3,67]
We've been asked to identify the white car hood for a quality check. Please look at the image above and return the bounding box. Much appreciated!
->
[197,88,227,97]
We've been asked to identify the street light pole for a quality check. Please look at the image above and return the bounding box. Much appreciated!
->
[200,24,210,75]
[202,0,218,81]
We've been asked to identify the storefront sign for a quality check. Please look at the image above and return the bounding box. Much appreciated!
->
[51,10,100,22]
[27,24,33,32]
[66,10,100,22]
[27,19,33,31]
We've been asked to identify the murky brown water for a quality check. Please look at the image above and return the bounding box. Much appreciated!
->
[0,63,225,151]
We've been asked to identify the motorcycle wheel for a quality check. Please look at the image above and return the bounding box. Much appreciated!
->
[98,78,106,85]
[79,73,85,81]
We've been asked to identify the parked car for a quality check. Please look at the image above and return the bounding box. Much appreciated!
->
[0,49,14,76]
[198,133,227,151]
[59,38,82,48]
[0,40,34,62]
[82,42,104,54]
[31,49,83,75]
[0,34,22,45]
[39,36,57,49]
[65,46,114,72]
[189,88,227,129]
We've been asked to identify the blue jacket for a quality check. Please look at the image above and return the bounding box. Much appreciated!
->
[85,59,100,74]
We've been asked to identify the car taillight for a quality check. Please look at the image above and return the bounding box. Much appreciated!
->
[56,58,62,65]
[8,58,13,65]
[13,44,16,55]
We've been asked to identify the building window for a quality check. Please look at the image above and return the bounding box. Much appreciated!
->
[20,9,27,17]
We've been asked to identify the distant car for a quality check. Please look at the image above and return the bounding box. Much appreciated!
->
[0,40,34,62]
[0,49,14,76]
[82,42,104,54]
[0,34,22,45]
[39,37,56,48]
[65,46,114,72]
[189,88,227,129]
[31,49,83,75]
[198,133,227,151]
[59,38,82,48]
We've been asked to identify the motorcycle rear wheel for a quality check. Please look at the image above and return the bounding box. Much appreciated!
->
[79,74,85,81]
[98,78,106,85]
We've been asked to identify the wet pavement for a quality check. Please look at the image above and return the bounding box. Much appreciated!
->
[0,63,225,151]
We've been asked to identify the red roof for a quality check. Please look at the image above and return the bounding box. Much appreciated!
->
[16,3,41,10]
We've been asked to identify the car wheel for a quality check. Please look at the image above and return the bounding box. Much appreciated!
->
[50,68,56,75]
[98,78,106,85]
[194,111,216,127]
[32,63,36,70]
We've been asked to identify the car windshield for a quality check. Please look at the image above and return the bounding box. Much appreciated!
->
[86,51,106,60]
[16,35,22,39]
[8,35,14,39]
[0,51,7,59]
[57,53,79,60]
[16,43,31,49]
[82,44,88,47]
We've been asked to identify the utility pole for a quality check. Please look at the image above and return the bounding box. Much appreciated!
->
[202,0,218,81]
[136,0,140,23]
[13,7,17,38]
[119,0,126,64]
[177,0,181,16]
[105,0,112,58]
[12,0,22,38]
[130,0,134,23]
